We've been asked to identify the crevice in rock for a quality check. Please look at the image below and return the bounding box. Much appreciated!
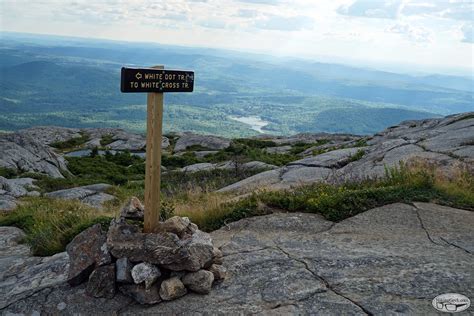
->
[278,167,287,182]
[272,244,372,316]
[222,246,274,258]
[413,207,441,246]
[439,237,472,255]
[413,205,472,256]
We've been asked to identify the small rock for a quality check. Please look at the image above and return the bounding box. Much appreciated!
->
[120,197,145,220]
[182,270,214,294]
[106,218,146,260]
[208,264,227,280]
[159,277,187,301]
[119,284,161,305]
[131,263,161,289]
[212,247,223,265]
[161,216,191,236]
[66,224,111,286]
[56,302,67,311]
[86,264,116,299]
[26,191,41,197]
[116,258,133,283]
[160,230,214,272]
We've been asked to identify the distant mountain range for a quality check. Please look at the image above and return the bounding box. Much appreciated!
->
[0,32,472,137]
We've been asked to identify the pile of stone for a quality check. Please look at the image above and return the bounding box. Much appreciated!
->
[66,197,226,304]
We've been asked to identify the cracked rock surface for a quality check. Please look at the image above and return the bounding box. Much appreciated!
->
[219,112,474,193]
[1,202,472,315]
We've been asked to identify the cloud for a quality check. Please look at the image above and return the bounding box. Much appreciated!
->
[236,9,260,18]
[235,0,282,5]
[402,0,474,21]
[253,14,313,31]
[386,22,433,43]
[337,0,404,19]
[339,0,474,22]
[198,19,228,29]
[461,23,473,43]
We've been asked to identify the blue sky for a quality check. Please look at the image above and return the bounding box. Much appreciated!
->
[1,0,473,75]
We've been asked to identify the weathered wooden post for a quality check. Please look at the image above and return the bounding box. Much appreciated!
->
[121,66,194,232]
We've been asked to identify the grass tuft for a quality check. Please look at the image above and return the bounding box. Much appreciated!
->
[0,197,113,256]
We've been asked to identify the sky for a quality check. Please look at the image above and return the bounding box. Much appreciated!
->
[1,0,473,75]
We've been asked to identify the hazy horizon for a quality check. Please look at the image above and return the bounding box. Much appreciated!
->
[1,0,472,77]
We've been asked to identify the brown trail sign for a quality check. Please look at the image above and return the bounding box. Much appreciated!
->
[121,66,194,232]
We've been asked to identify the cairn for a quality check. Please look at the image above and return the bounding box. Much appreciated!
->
[66,197,225,304]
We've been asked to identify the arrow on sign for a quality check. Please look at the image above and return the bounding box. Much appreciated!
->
[135,72,142,80]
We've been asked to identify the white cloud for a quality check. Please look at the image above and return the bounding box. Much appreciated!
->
[386,22,434,43]
[337,0,405,19]
[253,14,314,31]
[461,23,473,43]
[0,0,471,73]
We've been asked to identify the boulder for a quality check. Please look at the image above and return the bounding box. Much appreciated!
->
[66,224,111,286]
[119,284,161,305]
[86,264,116,299]
[182,270,214,294]
[174,133,230,152]
[131,263,161,289]
[120,197,145,220]
[116,258,133,284]
[0,176,39,198]
[0,196,17,212]
[181,163,215,173]
[159,277,187,301]
[45,184,116,208]
[81,192,116,208]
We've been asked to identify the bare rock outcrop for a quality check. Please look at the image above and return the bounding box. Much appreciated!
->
[219,112,473,193]
[174,132,231,152]
[0,132,68,178]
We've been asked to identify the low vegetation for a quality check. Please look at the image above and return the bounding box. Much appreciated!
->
[179,161,474,231]
[2,160,471,256]
[50,132,90,150]
[0,198,111,256]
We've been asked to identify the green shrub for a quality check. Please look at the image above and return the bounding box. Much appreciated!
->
[50,133,90,150]
[348,149,365,162]
[100,134,115,146]
[162,153,200,168]
[0,167,18,178]
[233,138,277,148]
[289,140,329,155]
[353,139,368,147]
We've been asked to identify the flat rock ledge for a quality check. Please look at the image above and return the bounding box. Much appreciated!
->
[64,197,225,306]
[1,202,472,315]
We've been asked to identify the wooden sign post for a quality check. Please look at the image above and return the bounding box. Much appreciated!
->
[121,66,194,232]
